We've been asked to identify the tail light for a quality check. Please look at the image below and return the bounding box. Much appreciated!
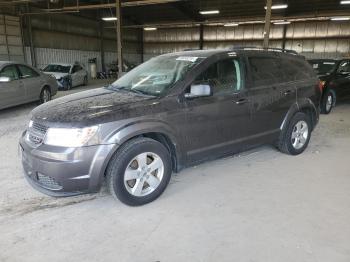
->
[318,80,326,93]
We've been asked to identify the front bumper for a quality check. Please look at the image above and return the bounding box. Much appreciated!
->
[19,133,117,197]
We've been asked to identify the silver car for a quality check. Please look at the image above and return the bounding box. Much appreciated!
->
[0,61,58,110]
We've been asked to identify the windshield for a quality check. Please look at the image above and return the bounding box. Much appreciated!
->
[107,55,204,96]
[43,64,71,73]
[309,61,337,75]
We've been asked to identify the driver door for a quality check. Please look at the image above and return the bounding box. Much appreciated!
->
[0,65,24,108]
[182,55,252,164]
[70,65,80,87]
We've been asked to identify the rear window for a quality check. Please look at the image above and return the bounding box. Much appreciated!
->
[248,57,282,87]
[249,56,314,87]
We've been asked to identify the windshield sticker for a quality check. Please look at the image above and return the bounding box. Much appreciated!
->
[176,56,198,62]
[313,64,319,69]
[228,52,237,57]
[323,62,335,65]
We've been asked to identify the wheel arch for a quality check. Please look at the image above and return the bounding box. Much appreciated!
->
[281,99,319,132]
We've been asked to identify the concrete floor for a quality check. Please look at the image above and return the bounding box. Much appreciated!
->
[0,82,349,262]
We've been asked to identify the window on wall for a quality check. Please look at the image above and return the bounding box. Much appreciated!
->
[194,58,243,94]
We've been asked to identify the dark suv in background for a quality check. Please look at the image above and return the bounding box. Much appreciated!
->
[20,48,321,206]
[309,59,350,114]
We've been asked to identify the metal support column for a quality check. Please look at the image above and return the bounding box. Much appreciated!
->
[282,24,287,50]
[26,4,36,66]
[115,0,123,77]
[140,28,144,63]
[199,24,204,50]
[99,21,105,72]
[263,0,272,48]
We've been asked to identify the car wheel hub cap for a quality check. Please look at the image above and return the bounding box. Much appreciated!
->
[291,120,309,150]
[124,152,164,197]
[326,95,332,111]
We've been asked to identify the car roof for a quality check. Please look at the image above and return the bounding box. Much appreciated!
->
[159,47,303,60]
[0,61,33,68]
[47,63,73,67]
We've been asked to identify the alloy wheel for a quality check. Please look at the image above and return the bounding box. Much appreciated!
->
[123,152,164,197]
[291,120,309,150]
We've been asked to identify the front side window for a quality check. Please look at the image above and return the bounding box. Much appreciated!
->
[0,65,19,81]
[108,55,204,96]
[195,58,243,94]
[338,61,350,74]
[43,64,71,74]
[18,65,39,79]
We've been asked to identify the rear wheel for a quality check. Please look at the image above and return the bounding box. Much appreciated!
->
[106,137,172,206]
[278,112,311,155]
[83,76,88,86]
[39,87,51,104]
[321,90,336,114]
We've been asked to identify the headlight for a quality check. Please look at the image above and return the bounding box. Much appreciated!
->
[44,126,99,147]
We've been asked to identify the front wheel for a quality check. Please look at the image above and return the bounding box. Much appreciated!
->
[39,88,51,104]
[321,90,336,114]
[278,112,312,155]
[83,76,88,86]
[106,137,172,206]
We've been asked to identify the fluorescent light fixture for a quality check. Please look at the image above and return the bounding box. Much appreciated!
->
[265,4,288,10]
[274,21,291,25]
[102,17,117,21]
[199,10,220,15]
[144,27,157,31]
[224,22,239,27]
[340,0,350,4]
[331,17,350,21]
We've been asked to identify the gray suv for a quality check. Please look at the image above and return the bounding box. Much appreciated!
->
[19,48,321,206]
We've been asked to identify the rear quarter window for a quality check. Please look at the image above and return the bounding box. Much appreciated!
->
[248,56,283,87]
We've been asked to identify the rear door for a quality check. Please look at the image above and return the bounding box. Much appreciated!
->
[245,54,297,138]
[17,64,43,102]
[0,65,24,108]
[182,54,252,163]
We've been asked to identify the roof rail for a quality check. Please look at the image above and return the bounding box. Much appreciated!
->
[230,46,299,55]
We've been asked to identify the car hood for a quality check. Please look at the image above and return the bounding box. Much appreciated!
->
[43,72,69,80]
[31,87,156,126]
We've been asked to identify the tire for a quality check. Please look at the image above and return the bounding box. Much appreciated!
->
[320,89,336,114]
[64,78,72,91]
[278,112,312,155]
[39,87,51,104]
[106,137,172,206]
[83,76,88,86]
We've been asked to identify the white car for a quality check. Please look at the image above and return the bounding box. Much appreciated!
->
[42,63,88,90]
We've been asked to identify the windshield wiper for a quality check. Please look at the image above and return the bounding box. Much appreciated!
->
[106,85,156,97]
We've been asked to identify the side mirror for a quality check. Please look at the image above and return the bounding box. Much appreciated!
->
[0,76,11,83]
[185,83,212,99]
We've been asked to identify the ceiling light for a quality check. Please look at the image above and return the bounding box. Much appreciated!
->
[224,23,239,27]
[102,17,117,21]
[274,21,291,25]
[265,4,288,10]
[199,10,220,15]
[331,17,350,21]
[144,27,157,31]
[340,0,350,4]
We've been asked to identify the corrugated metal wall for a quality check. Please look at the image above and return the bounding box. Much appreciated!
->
[0,15,25,62]
[144,21,350,60]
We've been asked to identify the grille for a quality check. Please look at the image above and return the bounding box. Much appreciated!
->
[27,121,48,145]
[32,122,48,133]
[37,173,63,190]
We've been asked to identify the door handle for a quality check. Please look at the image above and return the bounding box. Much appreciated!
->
[284,90,293,96]
[235,98,248,105]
